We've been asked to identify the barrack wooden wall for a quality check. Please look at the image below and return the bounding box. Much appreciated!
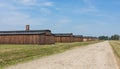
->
[0,34,55,44]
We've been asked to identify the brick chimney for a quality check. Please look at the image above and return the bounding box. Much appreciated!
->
[26,25,30,31]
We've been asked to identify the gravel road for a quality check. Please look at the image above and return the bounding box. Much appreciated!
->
[6,41,119,69]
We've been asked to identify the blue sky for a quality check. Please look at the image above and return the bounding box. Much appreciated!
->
[0,0,120,36]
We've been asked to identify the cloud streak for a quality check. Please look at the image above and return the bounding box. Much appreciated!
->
[75,0,98,14]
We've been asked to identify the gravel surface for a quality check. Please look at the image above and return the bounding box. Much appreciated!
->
[6,41,119,69]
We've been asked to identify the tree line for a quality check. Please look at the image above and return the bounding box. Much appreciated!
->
[98,34,120,40]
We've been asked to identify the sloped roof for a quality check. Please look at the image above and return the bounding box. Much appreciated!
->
[0,30,51,35]
[74,35,83,37]
[54,33,73,36]
[83,36,97,39]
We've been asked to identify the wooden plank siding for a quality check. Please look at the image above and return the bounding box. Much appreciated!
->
[0,29,55,44]
[73,36,83,42]
[54,33,74,43]
[0,34,55,45]
[83,37,98,42]
[45,35,55,44]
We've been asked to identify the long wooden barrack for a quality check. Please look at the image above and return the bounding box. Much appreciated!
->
[0,25,97,44]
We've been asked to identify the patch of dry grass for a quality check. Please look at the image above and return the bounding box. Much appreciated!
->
[109,40,120,67]
[110,41,120,57]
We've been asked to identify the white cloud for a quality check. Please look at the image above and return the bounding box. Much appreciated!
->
[83,0,95,8]
[0,0,66,30]
[0,0,55,27]
[0,9,49,26]
[59,19,71,23]
[0,1,21,10]
[40,8,51,16]
[77,0,98,14]
[13,0,54,7]
[0,11,29,25]
[79,7,98,14]
[20,0,36,5]
[53,18,72,28]
[41,2,54,7]
[21,0,34,3]
[0,2,10,8]
[0,0,55,17]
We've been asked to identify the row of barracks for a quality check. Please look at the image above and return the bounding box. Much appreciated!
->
[0,25,98,44]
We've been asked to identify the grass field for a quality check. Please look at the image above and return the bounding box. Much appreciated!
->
[0,41,100,69]
[110,41,120,58]
[109,40,120,66]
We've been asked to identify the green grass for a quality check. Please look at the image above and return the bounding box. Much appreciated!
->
[0,41,100,69]
[109,40,120,58]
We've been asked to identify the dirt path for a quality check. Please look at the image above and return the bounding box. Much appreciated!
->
[6,41,119,69]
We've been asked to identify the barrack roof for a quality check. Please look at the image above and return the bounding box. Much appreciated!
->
[74,35,83,37]
[54,33,73,36]
[0,30,51,35]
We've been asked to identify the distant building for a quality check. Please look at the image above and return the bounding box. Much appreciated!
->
[73,35,83,42]
[83,36,98,42]
[54,33,74,43]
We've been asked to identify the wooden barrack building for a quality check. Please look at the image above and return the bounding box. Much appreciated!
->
[83,36,98,42]
[0,25,55,44]
[54,33,74,43]
[73,35,83,42]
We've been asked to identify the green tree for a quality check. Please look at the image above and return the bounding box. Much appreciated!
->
[98,36,109,40]
[111,34,120,40]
